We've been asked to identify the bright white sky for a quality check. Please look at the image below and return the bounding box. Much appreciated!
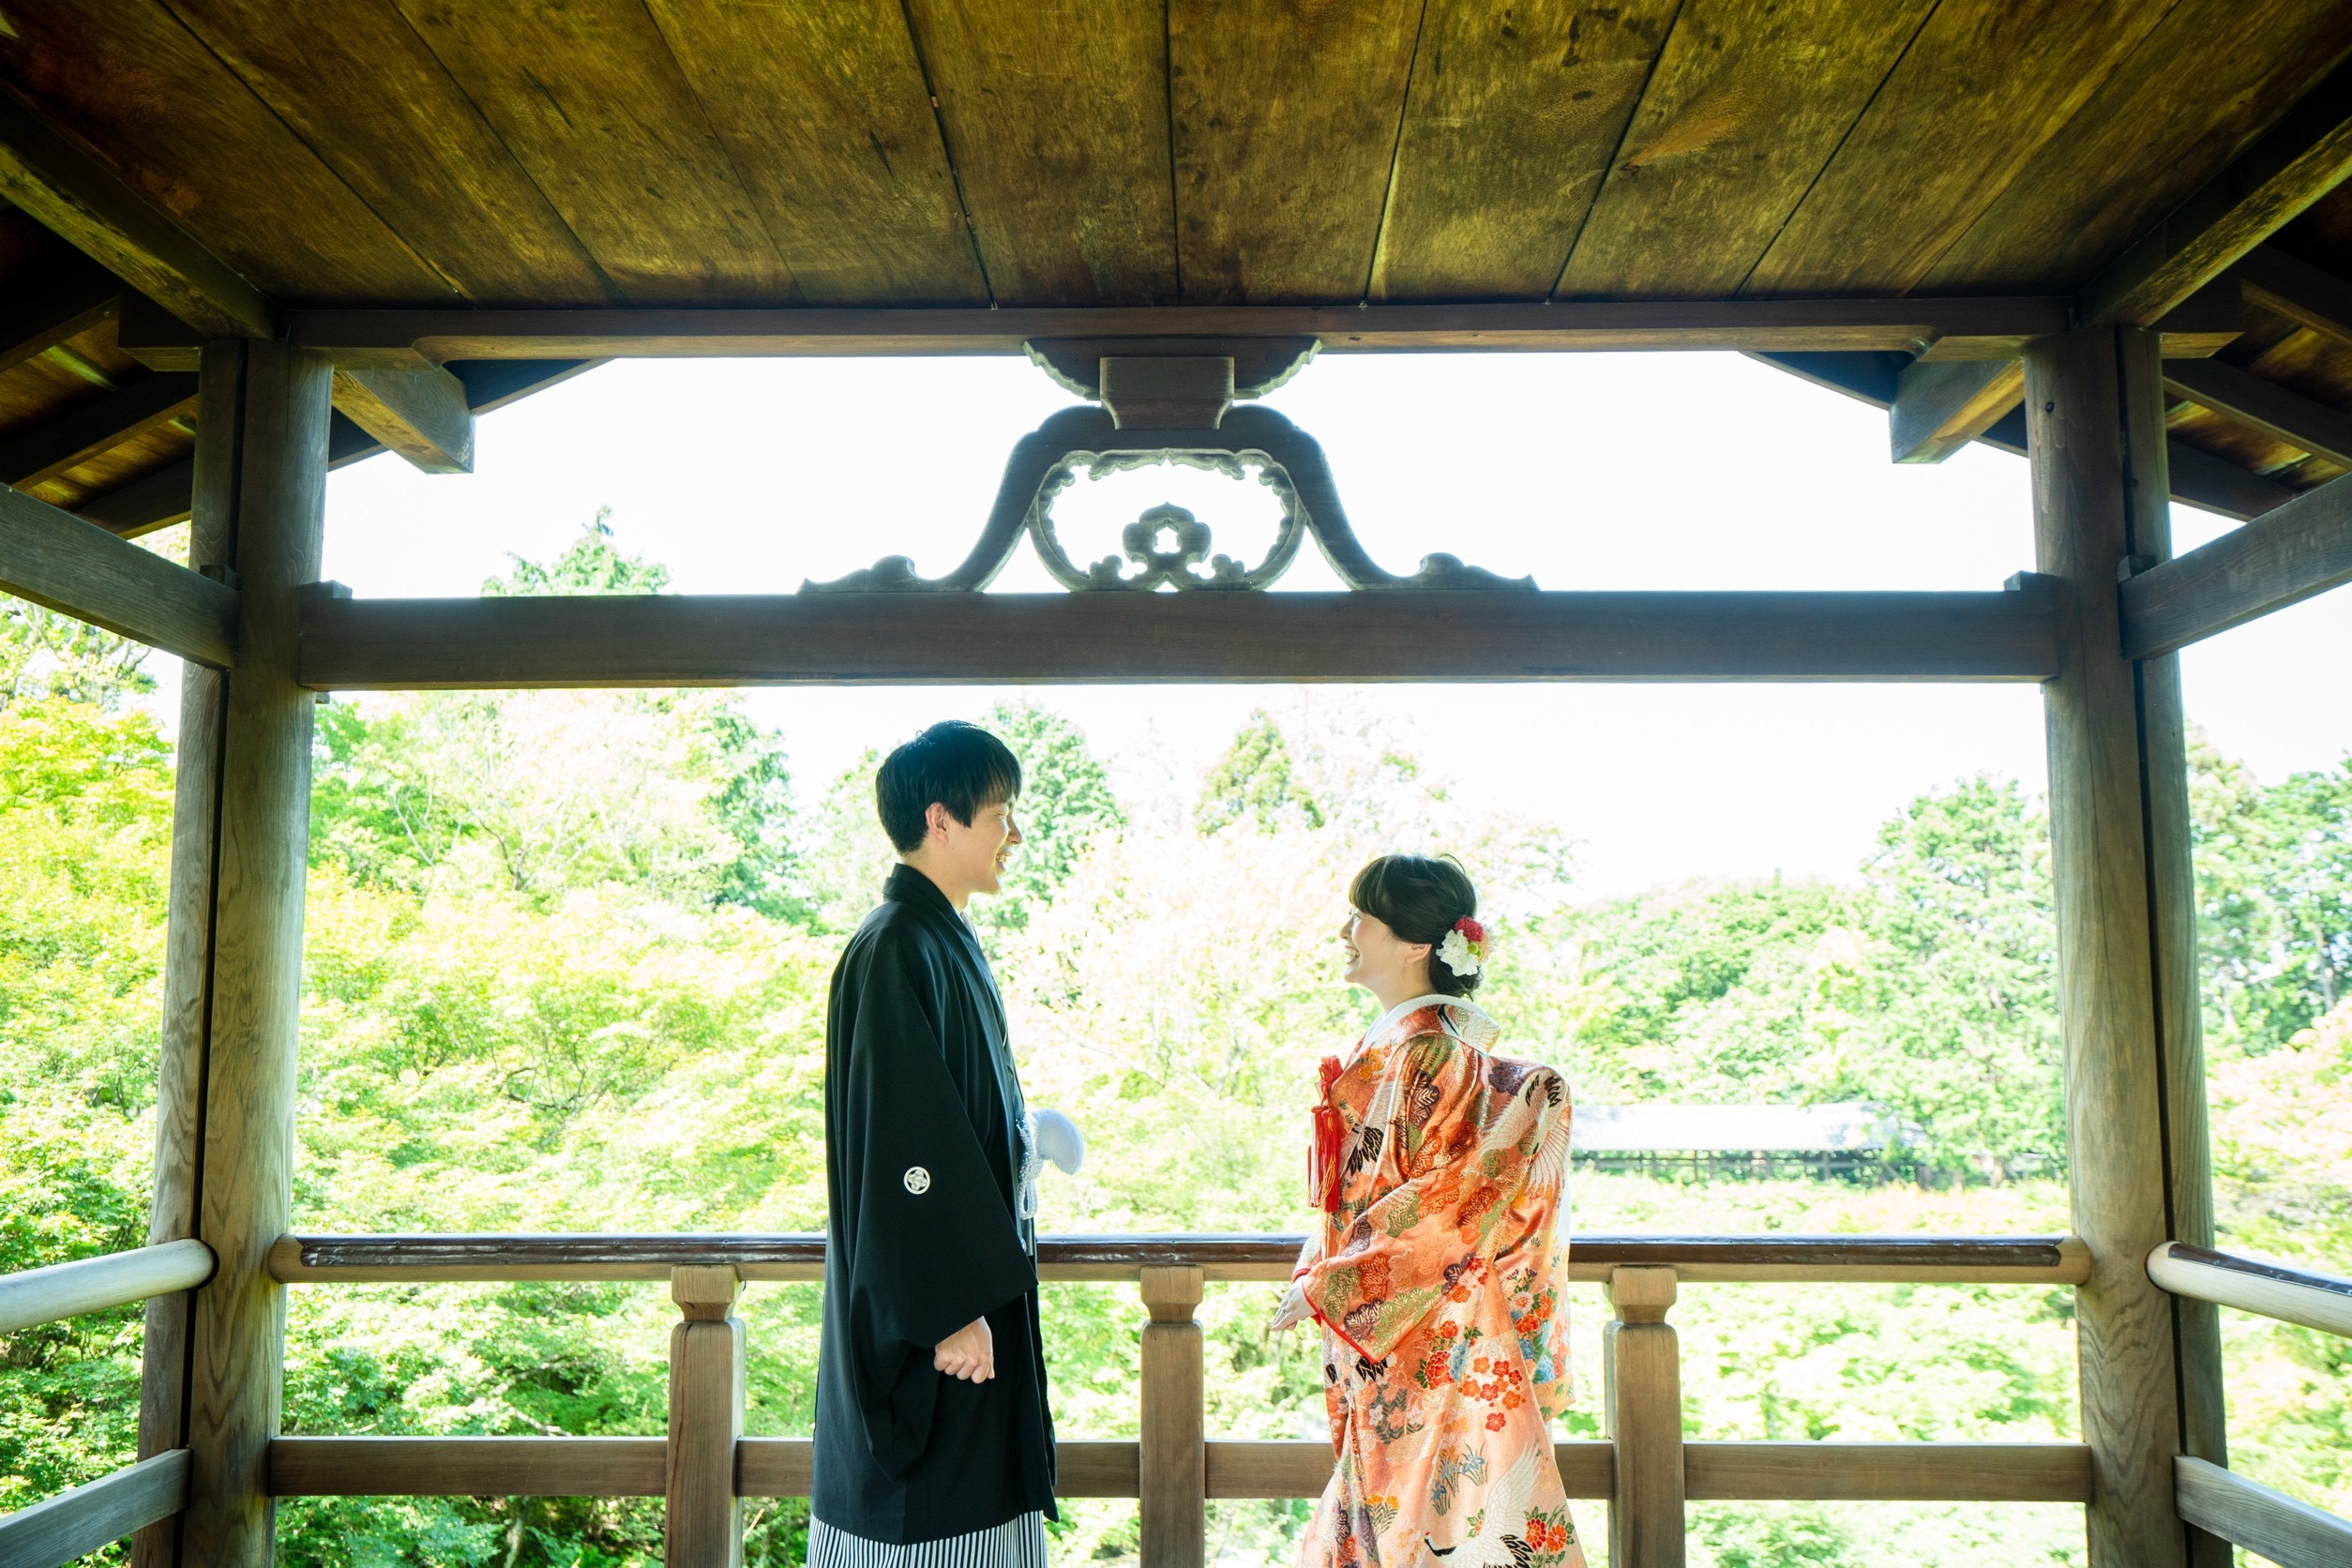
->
[311,352,2352,900]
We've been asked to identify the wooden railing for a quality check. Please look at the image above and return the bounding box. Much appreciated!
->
[257,1233,2098,1568]
[2147,1243,2352,1568]
[0,1242,216,1568]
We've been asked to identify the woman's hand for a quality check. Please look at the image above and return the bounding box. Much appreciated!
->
[934,1316,996,1380]
[1268,1281,1313,1335]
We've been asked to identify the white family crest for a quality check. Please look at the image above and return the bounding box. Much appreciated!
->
[902,1166,931,1195]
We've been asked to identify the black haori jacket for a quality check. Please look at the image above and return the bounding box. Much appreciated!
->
[812,865,1058,1544]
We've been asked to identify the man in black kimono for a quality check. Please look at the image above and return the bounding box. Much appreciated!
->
[811,721,1057,1568]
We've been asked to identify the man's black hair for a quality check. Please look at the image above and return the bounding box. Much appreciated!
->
[876,721,1023,852]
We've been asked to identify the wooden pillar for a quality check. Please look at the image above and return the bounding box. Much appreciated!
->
[666,1266,746,1568]
[1602,1266,1683,1568]
[132,339,242,1568]
[1138,1265,1205,1568]
[2027,324,2211,1568]
[173,339,333,1568]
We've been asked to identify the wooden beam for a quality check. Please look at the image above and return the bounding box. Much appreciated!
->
[133,347,238,1568]
[296,587,2060,689]
[2176,1457,2352,1568]
[0,372,197,489]
[330,365,473,475]
[272,298,2073,366]
[2028,326,2194,1568]
[2123,340,2234,1568]
[735,1440,1142,1500]
[2164,440,2297,520]
[0,89,275,339]
[1202,1441,1614,1500]
[0,267,118,378]
[2235,244,2352,347]
[1682,1442,2092,1502]
[2163,357,2352,466]
[179,340,332,1568]
[2080,60,2352,327]
[269,1438,667,1498]
[1892,359,2027,463]
[0,1451,188,1568]
[0,481,236,664]
[71,458,194,538]
[0,1241,213,1335]
[2119,472,2352,656]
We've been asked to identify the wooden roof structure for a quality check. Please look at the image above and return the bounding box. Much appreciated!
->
[7,11,2352,1568]
[3,2,2352,530]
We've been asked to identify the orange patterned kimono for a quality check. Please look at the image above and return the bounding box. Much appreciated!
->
[1294,995,1583,1568]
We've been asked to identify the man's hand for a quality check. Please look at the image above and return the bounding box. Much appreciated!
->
[1268,1281,1313,1334]
[934,1316,995,1381]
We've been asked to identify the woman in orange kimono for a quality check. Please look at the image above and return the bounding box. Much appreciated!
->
[1274,854,1583,1568]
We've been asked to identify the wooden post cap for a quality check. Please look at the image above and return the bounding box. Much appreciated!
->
[671,1265,741,1319]
[1606,1266,1678,1323]
[1139,1264,1206,1322]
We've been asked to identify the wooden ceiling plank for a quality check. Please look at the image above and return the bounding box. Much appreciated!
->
[287,296,2070,361]
[0,1,453,304]
[152,0,618,307]
[644,0,984,306]
[1920,0,2352,296]
[1168,0,1421,305]
[0,371,197,488]
[905,0,1175,306]
[1555,0,1934,301]
[2236,245,2352,349]
[0,266,118,378]
[1744,0,2174,298]
[0,89,273,337]
[2163,357,2352,468]
[384,0,799,306]
[1367,0,1677,301]
[330,363,472,475]
[2165,440,2297,521]
[1891,359,2025,464]
[2081,57,2352,327]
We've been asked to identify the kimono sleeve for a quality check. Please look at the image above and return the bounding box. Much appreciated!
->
[836,930,1036,1475]
[1298,1065,1570,1364]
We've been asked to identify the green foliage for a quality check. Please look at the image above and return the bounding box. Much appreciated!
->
[1197,709,1323,835]
[482,507,670,598]
[980,701,1124,929]
[2194,731,2352,1050]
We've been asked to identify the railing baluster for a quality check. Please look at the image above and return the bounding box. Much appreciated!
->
[1138,1264,1206,1568]
[667,1265,745,1568]
[1604,1265,1684,1568]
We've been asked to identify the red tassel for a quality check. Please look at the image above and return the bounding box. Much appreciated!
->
[1309,1055,1346,1212]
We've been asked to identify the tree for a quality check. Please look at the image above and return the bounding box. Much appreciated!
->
[1197,709,1322,834]
[983,701,1124,928]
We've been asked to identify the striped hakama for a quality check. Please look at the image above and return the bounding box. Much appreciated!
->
[808,1511,1048,1568]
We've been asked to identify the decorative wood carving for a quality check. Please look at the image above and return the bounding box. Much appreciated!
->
[802,404,1533,594]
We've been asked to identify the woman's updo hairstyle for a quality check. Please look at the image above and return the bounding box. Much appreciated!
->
[1349,853,1483,996]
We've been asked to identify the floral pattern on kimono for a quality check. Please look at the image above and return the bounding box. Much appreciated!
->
[1294,997,1583,1568]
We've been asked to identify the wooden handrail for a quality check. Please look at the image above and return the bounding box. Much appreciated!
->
[268,1232,2090,1285]
[2176,1456,2352,1568]
[0,1240,215,1335]
[0,1451,188,1568]
[2147,1242,2352,1337]
[259,1435,2090,1505]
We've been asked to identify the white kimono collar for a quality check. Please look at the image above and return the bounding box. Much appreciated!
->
[1362,992,1501,1054]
